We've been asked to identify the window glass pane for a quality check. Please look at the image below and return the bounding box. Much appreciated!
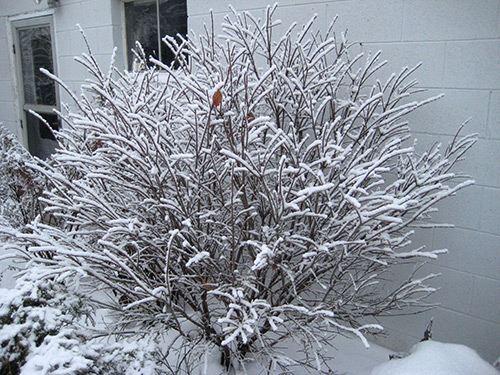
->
[125,0,159,67]
[159,0,187,65]
[125,0,187,69]
[18,25,56,106]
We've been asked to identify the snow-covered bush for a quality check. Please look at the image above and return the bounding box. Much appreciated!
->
[20,330,158,375]
[0,271,158,375]
[0,126,46,230]
[6,6,476,372]
[0,272,88,373]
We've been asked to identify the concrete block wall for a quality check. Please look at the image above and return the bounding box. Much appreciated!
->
[0,0,497,364]
[188,0,500,363]
[54,0,126,107]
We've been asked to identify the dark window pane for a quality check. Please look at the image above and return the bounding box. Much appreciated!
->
[159,0,187,65]
[39,114,59,140]
[26,112,59,159]
[125,0,187,69]
[18,26,56,106]
[125,0,159,67]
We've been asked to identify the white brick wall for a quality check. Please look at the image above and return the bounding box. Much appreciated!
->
[188,0,500,363]
[53,0,126,107]
[0,0,497,364]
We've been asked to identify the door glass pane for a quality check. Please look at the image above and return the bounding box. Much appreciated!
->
[18,25,56,106]
[26,112,59,160]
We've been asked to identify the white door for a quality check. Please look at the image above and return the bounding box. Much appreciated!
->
[13,16,59,159]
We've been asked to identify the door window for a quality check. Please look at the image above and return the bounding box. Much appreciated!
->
[14,17,59,159]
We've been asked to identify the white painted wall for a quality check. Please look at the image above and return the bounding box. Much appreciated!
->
[53,0,126,106]
[0,4,21,141]
[0,0,498,364]
[188,0,500,363]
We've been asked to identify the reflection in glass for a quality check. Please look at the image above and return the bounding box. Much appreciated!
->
[125,0,187,69]
[18,25,56,106]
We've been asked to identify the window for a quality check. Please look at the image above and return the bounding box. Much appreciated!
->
[125,0,187,69]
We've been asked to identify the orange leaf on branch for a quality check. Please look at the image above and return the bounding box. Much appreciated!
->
[247,112,255,123]
[212,90,222,107]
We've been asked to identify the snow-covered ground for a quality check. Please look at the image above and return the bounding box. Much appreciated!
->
[197,335,499,375]
[317,335,394,375]
[371,340,500,375]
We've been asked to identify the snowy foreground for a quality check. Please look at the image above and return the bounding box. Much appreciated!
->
[198,335,499,375]
[370,340,499,375]
[1,257,499,375]
[0,255,498,374]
